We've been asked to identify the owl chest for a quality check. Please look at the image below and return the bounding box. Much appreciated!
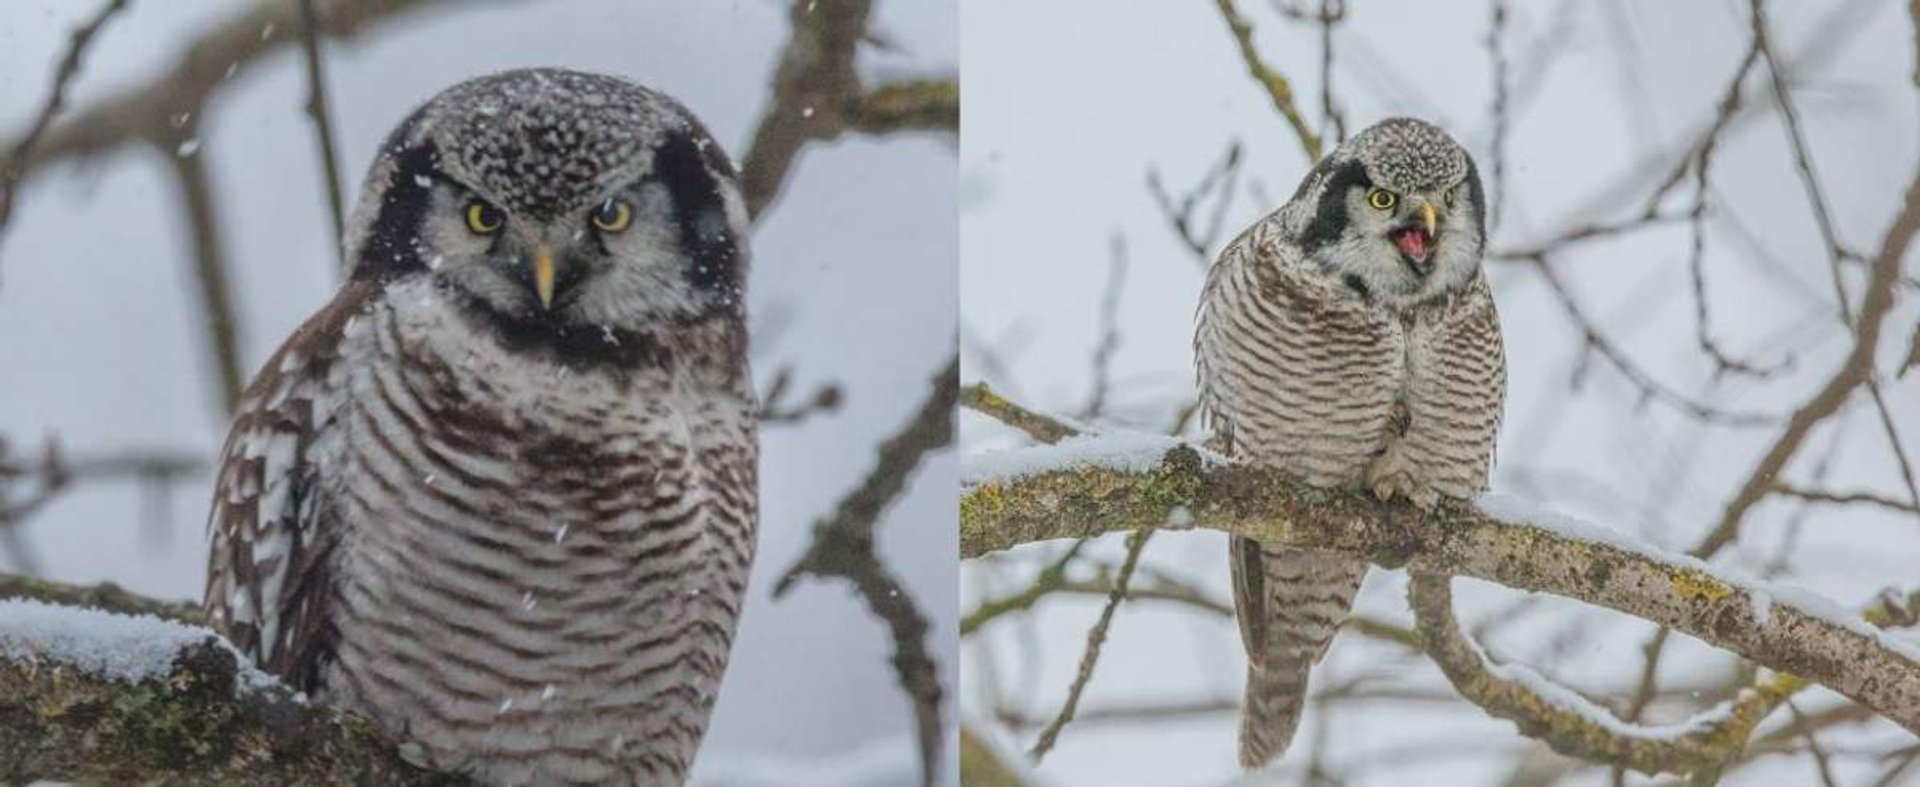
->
[1229,295,1462,484]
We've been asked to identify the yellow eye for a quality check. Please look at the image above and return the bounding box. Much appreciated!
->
[1366,188,1397,211]
[1443,187,1458,208]
[591,199,633,233]
[465,201,504,234]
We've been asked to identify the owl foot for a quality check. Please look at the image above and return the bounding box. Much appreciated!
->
[1364,441,1435,509]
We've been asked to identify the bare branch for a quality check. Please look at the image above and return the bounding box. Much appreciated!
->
[295,0,349,261]
[1769,483,1920,515]
[776,353,956,787]
[1691,167,1920,558]
[166,140,244,413]
[739,0,956,221]
[1486,0,1510,233]
[959,381,1081,445]
[1521,255,1777,427]
[1214,0,1324,161]
[0,0,454,184]
[1080,237,1127,419]
[1028,528,1151,760]
[0,0,131,263]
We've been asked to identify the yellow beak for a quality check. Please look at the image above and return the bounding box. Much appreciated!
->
[533,245,556,311]
[1418,203,1437,236]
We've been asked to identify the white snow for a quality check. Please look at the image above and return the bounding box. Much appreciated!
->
[960,432,1217,485]
[0,599,276,693]
[1491,655,1734,741]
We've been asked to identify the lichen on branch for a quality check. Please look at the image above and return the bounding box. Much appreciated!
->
[959,439,1920,758]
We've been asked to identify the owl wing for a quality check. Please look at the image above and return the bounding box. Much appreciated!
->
[1194,217,1374,767]
[204,279,374,692]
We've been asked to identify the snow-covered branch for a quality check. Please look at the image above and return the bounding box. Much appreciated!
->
[959,436,1920,770]
[0,596,441,784]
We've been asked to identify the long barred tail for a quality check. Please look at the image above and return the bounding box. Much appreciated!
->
[1231,538,1367,768]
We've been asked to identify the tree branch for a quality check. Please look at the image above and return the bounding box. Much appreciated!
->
[0,594,447,783]
[738,0,957,222]
[0,0,131,261]
[1213,0,1323,161]
[1691,165,1920,558]
[0,0,454,182]
[776,353,957,787]
[959,381,1081,445]
[295,0,349,262]
[960,442,1920,743]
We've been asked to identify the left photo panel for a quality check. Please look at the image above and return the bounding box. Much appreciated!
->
[0,2,956,785]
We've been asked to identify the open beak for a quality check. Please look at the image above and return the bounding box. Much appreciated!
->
[533,245,556,311]
[1390,203,1439,273]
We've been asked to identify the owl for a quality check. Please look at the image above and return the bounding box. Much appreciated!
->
[1194,117,1506,767]
[203,69,757,785]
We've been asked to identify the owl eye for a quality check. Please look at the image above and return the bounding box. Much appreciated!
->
[465,201,505,234]
[591,199,633,233]
[1443,186,1458,208]
[1366,188,1397,211]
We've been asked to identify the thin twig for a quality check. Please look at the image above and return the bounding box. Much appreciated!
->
[1215,0,1324,161]
[0,0,132,266]
[757,366,843,425]
[1786,700,1841,787]
[1146,142,1243,265]
[775,354,956,787]
[1691,166,1920,558]
[1768,483,1920,515]
[960,382,1081,445]
[1315,0,1347,144]
[1486,0,1510,233]
[294,0,348,262]
[165,134,244,414]
[1028,527,1153,760]
[1523,255,1776,427]
[1081,236,1127,419]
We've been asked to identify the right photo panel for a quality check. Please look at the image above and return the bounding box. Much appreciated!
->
[959,2,1920,786]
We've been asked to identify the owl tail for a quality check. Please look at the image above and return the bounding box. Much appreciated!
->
[1230,538,1368,769]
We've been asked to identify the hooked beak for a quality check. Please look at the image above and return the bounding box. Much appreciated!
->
[1418,202,1437,236]
[533,245,556,311]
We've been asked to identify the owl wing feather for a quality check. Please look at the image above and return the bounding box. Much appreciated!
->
[205,279,375,692]
[1196,214,1380,768]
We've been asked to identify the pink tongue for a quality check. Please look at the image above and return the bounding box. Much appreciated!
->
[1395,229,1432,262]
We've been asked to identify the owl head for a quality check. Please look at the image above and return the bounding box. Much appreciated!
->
[342,68,749,350]
[1289,117,1485,306]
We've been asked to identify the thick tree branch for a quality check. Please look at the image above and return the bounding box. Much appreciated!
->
[0,594,446,783]
[960,443,1920,741]
[739,0,958,222]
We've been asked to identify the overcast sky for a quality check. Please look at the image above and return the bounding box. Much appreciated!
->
[962,1,1918,785]
[0,1,957,782]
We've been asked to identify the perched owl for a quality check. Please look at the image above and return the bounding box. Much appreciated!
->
[1194,118,1506,767]
[203,69,757,785]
